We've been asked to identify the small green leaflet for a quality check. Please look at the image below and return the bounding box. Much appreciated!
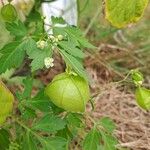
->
[105,0,149,28]
[26,90,53,112]
[22,131,38,150]
[16,77,33,101]
[0,41,26,74]
[66,113,83,128]
[99,117,116,133]
[5,20,27,38]
[98,117,118,149]
[32,114,66,133]
[100,130,118,150]
[51,16,66,25]
[21,107,36,120]
[83,127,100,150]
[26,38,53,72]
[65,27,95,49]
[59,49,88,80]
[58,41,85,59]
[38,136,68,150]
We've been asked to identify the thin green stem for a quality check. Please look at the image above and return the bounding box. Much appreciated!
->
[84,8,101,36]
[79,0,89,14]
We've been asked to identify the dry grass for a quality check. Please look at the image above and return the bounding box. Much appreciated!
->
[85,53,150,150]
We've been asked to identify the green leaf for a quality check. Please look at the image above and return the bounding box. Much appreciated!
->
[26,90,52,112]
[65,27,95,49]
[100,130,118,150]
[21,107,36,120]
[0,41,26,74]
[53,27,67,37]
[39,136,68,150]
[6,20,27,38]
[22,131,38,150]
[26,38,53,72]
[32,114,66,133]
[51,16,66,25]
[57,127,73,140]
[59,49,88,80]
[105,0,149,28]
[17,77,33,101]
[83,127,100,150]
[22,77,33,99]
[58,41,85,58]
[99,117,116,133]
[0,129,10,150]
[66,113,83,128]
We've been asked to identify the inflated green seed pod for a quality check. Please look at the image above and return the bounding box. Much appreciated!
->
[0,81,14,125]
[45,73,90,112]
[135,87,150,110]
[1,4,17,22]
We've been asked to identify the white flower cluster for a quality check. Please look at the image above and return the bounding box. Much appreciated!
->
[36,40,47,49]
[36,34,63,69]
[44,57,54,69]
[49,34,63,43]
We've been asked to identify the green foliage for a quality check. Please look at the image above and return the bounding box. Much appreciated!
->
[83,127,100,150]
[0,129,10,150]
[83,117,118,150]
[32,114,66,133]
[25,38,53,72]
[99,117,116,133]
[38,136,68,150]
[22,131,38,150]
[6,20,27,38]
[0,41,27,74]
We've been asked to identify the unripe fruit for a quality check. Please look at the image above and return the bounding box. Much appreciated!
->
[0,81,14,125]
[135,87,150,110]
[1,4,17,22]
[45,73,90,112]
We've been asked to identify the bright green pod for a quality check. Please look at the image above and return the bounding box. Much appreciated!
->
[0,81,14,125]
[135,87,150,110]
[1,4,17,22]
[45,73,90,113]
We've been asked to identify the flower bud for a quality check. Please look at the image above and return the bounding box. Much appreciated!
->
[36,40,47,49]
[57,35,63,41]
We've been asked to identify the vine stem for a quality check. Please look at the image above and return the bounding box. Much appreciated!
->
[84,7,101,36]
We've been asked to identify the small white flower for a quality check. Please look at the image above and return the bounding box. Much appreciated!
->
[49,35,56,42]
[57,35,63,41]
[44,57,54,69]
[36,40,47,49]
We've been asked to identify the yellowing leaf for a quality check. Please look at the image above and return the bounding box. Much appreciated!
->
[0,81,14,125]
[105,0,149,28]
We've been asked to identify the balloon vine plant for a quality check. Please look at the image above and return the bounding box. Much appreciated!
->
[0,0,149,149]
